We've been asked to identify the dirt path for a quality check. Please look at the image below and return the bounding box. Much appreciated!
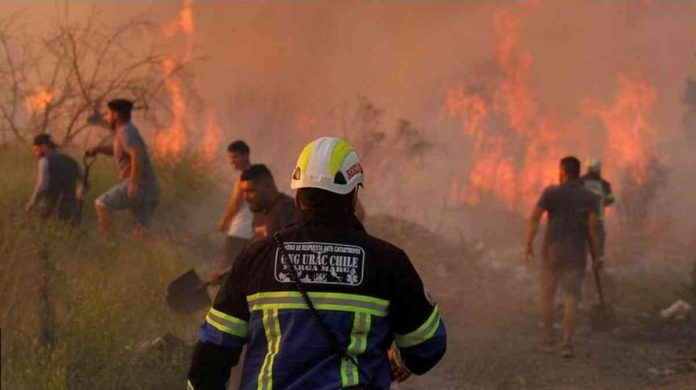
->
[403,305,695,389]
[399,264,696,390]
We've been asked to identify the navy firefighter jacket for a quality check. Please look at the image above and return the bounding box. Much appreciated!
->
[188,209,447,389]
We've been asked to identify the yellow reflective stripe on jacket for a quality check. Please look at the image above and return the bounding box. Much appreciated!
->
[187,379,195,389]
[394,305,441,348]
[247,291,389,317]
[257,309,281,390]
[341,312,371,387]
[205,307,248,338]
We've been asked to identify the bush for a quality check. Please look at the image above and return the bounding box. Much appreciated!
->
[0,143,220,389]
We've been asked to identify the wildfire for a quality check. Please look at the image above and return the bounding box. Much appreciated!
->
[447,8,559,213]
[155,58,188,159]
[155,0,223,163]
[199,109,222,163]
[162,0,195,61]
[24,89,54,114]
[447,6,658,216]
[584,77,658,186]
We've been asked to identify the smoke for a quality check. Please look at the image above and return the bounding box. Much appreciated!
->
[3,1,696,243]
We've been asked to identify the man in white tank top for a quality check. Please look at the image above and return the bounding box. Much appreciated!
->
[210,140,253,284]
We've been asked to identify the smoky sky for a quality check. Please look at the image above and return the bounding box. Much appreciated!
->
[2,1,696,236]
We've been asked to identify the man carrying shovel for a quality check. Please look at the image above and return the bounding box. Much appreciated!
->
[524,156,602,358]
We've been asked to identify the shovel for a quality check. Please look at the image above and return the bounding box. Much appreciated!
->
[589,261,616,331]
[76,155,97,223]
[166,266,232,314]
[166,269,212,314]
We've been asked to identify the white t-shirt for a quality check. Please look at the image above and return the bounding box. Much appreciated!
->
[228,200,253,239]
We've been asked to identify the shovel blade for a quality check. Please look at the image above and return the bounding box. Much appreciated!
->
[166,269,211,314]
[590,303,616,332]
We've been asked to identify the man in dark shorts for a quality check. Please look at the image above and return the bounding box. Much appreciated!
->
[239,164,297,242]
[25,134,84,224]
[85,99,160,238]
[524,156,601,358]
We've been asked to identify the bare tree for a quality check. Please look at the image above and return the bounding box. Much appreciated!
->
[0,8,195,145]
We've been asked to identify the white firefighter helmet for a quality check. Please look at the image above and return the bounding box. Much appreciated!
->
[587,158,602,172]
[291,137,363,195]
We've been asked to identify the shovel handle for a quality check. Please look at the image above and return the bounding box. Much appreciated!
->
[591,261,606,305]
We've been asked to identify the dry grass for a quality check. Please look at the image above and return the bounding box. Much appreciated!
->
[0,144,220,389]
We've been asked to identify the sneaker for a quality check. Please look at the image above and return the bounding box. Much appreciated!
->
[560,344,574,359]
[539,338,555,353]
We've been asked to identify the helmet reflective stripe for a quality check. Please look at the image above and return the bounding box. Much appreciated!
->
[587,158,601,172]
[328,139,354,176]
[291,137,363,195]
[297,141,317,173]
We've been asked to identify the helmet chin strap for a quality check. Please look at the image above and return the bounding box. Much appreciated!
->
[349,188,359,213]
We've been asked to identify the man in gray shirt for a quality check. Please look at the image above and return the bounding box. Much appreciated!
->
[524,156,601,358]
[86,99,159,238]
[26,134,83,224]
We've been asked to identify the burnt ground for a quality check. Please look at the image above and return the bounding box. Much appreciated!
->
[364,214,696,390]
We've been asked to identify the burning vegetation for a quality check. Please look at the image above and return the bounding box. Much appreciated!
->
[2,1,696,389]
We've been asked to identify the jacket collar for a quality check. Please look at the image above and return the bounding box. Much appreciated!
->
[293,209,366,232]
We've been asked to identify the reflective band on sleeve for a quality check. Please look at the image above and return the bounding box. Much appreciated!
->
[394,305,441,348]
[247,292,389,317]
[257,309,281,390]
[187,380,195,389]
[341,312,371,387]
[205,308,248,338]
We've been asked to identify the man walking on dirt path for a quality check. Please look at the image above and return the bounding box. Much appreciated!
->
[187,137,446,389]
[85,98,160,238]
[581,158,614,256]
[26,134,84,224]
[524,156,602,358]
[209,141,254,284]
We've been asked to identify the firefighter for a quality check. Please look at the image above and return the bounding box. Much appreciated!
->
[25,134,84,224]
[188,137,447,389]
[581,158,614,256]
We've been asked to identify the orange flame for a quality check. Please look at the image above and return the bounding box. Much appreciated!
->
[155,58,188,159]
[162,0,195,38]
[584,77,658,186]
[447,8,559,213]
[155,0,223,163]
[24,89,54,114]
[199,109,222,163]
[448,6,659,216]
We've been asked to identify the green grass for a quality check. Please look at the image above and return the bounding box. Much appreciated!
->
[0,144,222,389]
